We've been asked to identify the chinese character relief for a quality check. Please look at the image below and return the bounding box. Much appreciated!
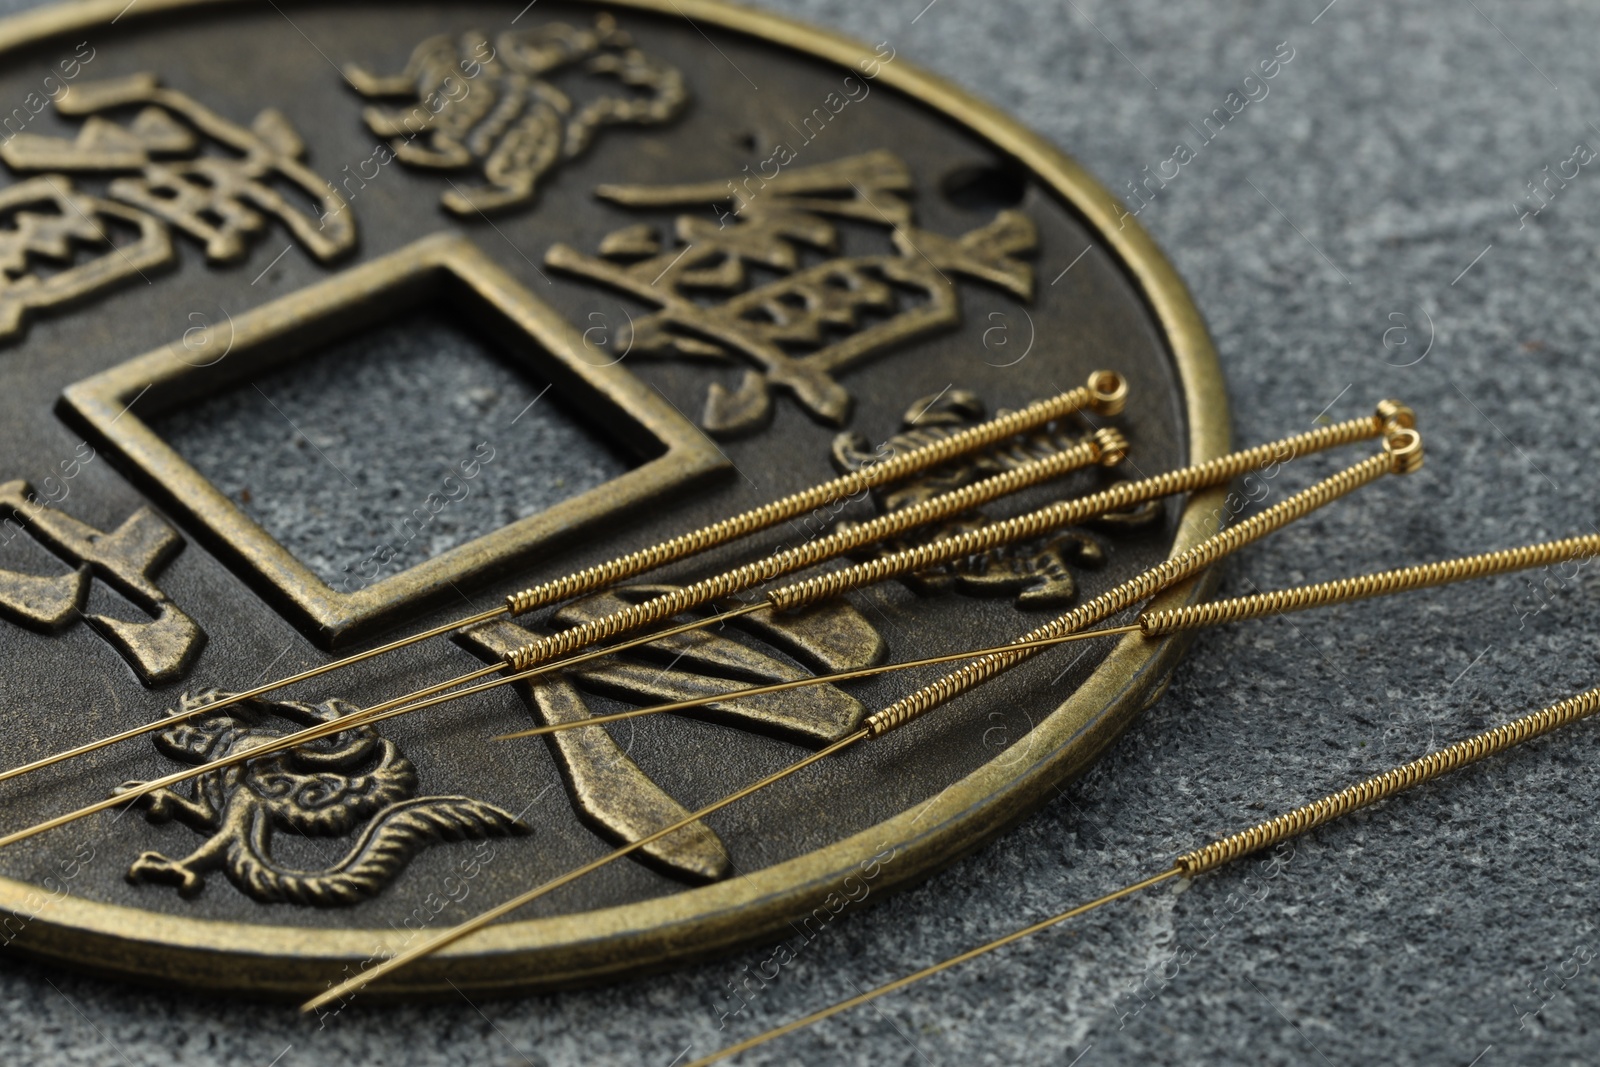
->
[829,392,1163,609]
[0,73,355,264]
[460,589,885,883]
[0,479,203,684]
[346,15,688,215]
[547,151,1039,437]
[0,176,172,344]
[114,690,530,906]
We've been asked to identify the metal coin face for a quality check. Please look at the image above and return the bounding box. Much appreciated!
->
[0,0,1226,997]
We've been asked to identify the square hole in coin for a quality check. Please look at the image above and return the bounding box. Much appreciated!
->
[62,235,726,645]
[150,309,635,592]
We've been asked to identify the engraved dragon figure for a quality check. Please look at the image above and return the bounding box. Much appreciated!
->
[114,689,528,907]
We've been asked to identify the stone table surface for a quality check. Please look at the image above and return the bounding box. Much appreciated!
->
[5,1,1600,1065]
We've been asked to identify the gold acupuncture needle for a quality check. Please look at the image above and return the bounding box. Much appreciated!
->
[687,683,1600,1066]
[121,427,1112,768]
[501,403,1415,672]
[0,408,1407,852]
[300,406,1407,754]
[505,371,1130,614]
[299,437,1407,1012]
[500,426,1130,670]
[502,525,1600,739]
[6,394,1404,800]
[0,379,1117,787]
[280,409,1401,762]
[0,429,1118,834]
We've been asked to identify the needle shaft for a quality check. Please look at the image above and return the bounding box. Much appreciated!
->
[684,869,1183,1067]
[0,605,765,851]
[492,625,1145,740]
[0,659,503,850]
[300,728,870,1013]
[0,606,509,786]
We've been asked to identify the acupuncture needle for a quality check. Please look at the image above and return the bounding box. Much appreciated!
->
[0,415,1404,865]
[299,432,1413,1011]
[853,433,1422,742]
[500,528,1600,739]
[495,406,1413,674]
[0,377,1122,787]
[347,405,1407,748]
[686,682,1600,1065]
[0,428,1127,840]
[9,393,1401,798]
[143,405,1406,809]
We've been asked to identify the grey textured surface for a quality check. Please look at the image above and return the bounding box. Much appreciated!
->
[153,312,631,589]
[6,1,1600,1066]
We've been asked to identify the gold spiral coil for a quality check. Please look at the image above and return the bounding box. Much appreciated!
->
[863,438,1416,738]
[504,374,1120,616]
[767,404,1404,616]
[1140,531,1600,636]
[506,431,1117,669]
[1374,398,1416,430]
[1176,685,1600,875]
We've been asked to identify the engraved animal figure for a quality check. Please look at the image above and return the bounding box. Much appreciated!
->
[115,690,528,906]
[547,151,1038,436]
[346,15,688,215]
[830,391,1162,608]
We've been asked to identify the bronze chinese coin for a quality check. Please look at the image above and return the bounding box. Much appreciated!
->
[0,0,1226,997]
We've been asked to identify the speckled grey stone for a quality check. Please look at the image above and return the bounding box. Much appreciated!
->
[6,1,1600,1066]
